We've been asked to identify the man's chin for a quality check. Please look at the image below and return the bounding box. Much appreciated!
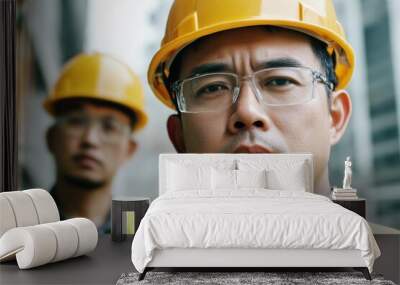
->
[64,174,106,190]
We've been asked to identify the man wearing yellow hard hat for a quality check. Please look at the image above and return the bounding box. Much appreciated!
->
[149,0,353,196]
[44,52,147,232]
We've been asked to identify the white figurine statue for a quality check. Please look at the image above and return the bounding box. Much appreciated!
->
[343,156,352,189]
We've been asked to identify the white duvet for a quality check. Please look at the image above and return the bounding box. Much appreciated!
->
[131,190,380,273]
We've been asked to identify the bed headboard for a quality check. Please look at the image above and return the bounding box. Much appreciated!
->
[159,153,314,195]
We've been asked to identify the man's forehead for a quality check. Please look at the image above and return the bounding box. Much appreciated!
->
[178,26,319,74]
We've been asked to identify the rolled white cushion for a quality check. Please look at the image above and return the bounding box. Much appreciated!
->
[65,218,98,257]
[0,189,60,239]
[0,196,17,237]
[24,189,60,224]
[0,218,98,269]
[0,226,57,269]
[42,221,79,262]
[0,191,39,227]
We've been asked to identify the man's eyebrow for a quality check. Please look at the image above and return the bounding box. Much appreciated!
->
[188,63,232,77]
[256,57,305,69]
[186,58,305,78]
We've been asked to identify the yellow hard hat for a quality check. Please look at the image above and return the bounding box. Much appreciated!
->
[148,0,355,109]
[44,52,148,130]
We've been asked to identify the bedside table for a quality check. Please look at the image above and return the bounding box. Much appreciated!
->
[111,196,150,242]
[332,198,366,218]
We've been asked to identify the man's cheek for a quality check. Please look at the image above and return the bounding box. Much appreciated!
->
[182,117,226,152]
[60,137,79,156]
[106,148,125,167]
[55,141,75,166]
[270,114,301,147]
[273,108,325,151]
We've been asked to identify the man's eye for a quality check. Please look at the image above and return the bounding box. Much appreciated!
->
[102,121,119,133]
[66,116,86,126]
[265,77,296,87]
[196,84,230,97]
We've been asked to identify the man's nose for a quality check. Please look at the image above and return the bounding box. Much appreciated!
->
[228,83,271,134]
[81,124,102,146]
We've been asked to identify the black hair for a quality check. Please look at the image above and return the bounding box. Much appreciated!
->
[53,98,138,129]
[166,26,337,112]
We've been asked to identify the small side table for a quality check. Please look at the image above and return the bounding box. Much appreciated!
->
[332,198,366,218]
[111,196,150,242]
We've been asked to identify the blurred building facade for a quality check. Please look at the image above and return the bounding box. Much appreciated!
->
[331,0,400,228]
[17,0,400,228]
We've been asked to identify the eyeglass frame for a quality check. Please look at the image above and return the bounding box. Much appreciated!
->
[171,66,335,113]
[54,112,132,145]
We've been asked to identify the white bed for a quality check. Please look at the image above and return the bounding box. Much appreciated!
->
[131,154,380,280]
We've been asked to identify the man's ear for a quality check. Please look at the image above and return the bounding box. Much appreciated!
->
[329,89,352,145]
[167,114,186,153]
[125,140,137,160]
[46,126,56,154]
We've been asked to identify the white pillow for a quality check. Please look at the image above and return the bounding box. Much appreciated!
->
[212,168,237,190]
[236,169,267,188]
[212,169,268,190]
[167,162,212,191]
[266,162,307,191]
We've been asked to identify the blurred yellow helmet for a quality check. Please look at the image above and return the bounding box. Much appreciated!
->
[44,52,148,130]
[148,0,355,109]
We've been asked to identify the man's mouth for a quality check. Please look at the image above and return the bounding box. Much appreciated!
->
[233,145,274,154]
[73,154,102,169]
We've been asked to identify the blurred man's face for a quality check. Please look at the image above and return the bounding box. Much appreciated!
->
[167,27,352,194]
[48,102,136,188]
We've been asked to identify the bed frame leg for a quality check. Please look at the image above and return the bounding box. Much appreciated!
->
[138,268,148,281]
[354,267,371,280]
